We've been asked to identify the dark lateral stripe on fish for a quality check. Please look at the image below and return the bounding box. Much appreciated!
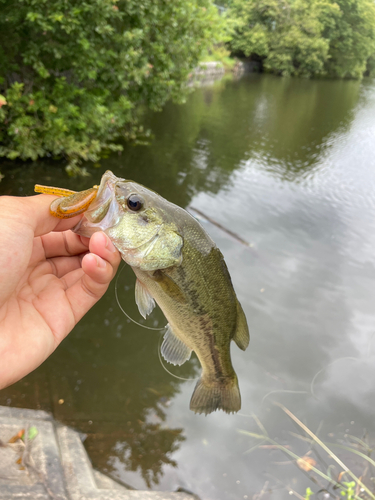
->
[198,316,226,379]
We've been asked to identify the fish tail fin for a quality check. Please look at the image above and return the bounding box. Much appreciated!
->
[190,374,241,415]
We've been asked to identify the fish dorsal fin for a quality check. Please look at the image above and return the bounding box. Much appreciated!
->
[135,279,156,319]
[233,300,250,351]
[161,324,192,366]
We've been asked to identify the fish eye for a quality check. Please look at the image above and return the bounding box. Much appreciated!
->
[127,194,144,212]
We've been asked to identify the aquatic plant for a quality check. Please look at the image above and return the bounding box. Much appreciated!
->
[240,403,375,499]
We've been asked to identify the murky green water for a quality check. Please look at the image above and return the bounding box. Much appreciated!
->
[2,73,375,499]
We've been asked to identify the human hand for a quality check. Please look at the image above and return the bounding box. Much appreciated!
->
[0,194,121,390]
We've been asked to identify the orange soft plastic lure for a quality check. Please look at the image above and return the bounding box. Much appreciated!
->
[35,184,99,218]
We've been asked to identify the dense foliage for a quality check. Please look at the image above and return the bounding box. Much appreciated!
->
[227,0,375,78]
[0,0,219,173]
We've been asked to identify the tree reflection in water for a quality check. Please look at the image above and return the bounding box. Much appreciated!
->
[109,421,184,487]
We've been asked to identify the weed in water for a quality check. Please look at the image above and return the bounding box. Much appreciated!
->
[240,404,375,500]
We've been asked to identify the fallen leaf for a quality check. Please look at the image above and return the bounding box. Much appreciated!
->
[28,426,38,441]
[297,456,317,472]
[338,471,348,481]
[16,457,22,465]
[8,429,25,443]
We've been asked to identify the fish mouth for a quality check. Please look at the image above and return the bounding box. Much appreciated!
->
[73,171,126,237]
[74,170,162,252]
[87,171,140,225]
[89,171,123,217]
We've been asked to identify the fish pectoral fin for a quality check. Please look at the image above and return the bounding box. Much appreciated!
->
[233,300,250,351]
[135,279,156,319]
[161,324,192,366]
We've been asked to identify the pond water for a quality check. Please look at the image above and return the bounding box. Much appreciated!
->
[2,73,375,499]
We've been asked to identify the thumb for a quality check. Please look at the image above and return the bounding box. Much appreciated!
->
[0,195,83,237]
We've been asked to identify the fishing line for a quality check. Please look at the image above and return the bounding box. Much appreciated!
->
[115,263,165,331]
[261,389,309,406]
[310,356,359,400]
[115,263,199,381]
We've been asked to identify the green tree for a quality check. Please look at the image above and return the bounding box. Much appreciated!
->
[323,0,375,77]
[228,0,375,78]
[0,0,219,174]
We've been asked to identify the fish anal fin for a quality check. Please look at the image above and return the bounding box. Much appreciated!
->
[233,300,250,351]
[161,324,192,366]
[190,375,241,415]
[135,279,155,319]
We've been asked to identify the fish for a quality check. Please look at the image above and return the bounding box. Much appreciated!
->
[35,170,249,415]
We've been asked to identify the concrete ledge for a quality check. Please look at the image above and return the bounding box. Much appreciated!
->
[0,406,195,500]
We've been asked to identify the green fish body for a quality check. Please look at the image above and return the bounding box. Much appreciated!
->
[72,171,249,414]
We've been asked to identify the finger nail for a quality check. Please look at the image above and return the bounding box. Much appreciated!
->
[96,255,106,268]
[105,235,117,252]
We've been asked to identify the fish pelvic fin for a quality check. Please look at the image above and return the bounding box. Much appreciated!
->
[190,374,241,415]
[233,300,250,351]
[161,324,192,366]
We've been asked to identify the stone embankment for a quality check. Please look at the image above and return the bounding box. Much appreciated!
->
[193,61,226,77]
[189,60,245,86]
[0,406,198,500]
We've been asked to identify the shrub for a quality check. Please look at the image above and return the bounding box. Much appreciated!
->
[0,0,219,174]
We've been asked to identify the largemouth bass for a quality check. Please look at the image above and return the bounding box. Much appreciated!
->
[35,171,249,414]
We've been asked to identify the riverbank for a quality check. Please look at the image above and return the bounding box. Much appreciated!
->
[0,406,197,500]
[189,59,245,86]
